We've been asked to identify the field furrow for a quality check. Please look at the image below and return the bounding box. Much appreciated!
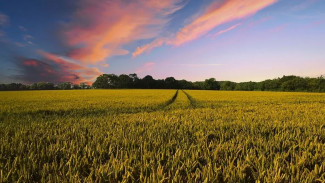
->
[1,90,325,182]
[165,89,191,110]
[182,90,198,108]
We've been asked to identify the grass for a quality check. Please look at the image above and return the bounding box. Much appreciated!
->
[0,89,324,182]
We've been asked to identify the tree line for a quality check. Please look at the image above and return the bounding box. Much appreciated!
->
[1,74,325,92]
[0,82,91,91]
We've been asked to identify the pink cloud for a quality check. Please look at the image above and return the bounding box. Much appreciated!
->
[6,1,187,84]
[0,13,8,26]
[133,0,277,57]
[16,58,57,83]
[102,63,109,68]
[167,63,222,67]
[23,60,39,67]
[132,38,170,57]
[269,24,286,33]
[63,0,184,64]
[136,62,155,73]
[0,13,8,38]
[248,16,272,28]
[38,51,102,84]
[173,0,277,46]
[211,23,242,37]
[19,26,27,32]
[310,19,325,26]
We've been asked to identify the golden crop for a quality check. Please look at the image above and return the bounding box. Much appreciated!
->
[0,89,324,182]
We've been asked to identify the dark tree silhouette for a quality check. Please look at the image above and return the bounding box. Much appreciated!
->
[220,81,236,90]
[1,74,325,92]
[204,78,220,90]
[165,77,178,89]
[57,82,72,90]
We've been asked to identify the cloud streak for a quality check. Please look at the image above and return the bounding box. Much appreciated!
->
[0,12,8,38]
[0,12,8,26]
[40,51,102,83]
[173,0,277,45]
[133,0,277,57]
[63,0,185,64]
[132,38,169,57]
[6,0,185,83]
[13,52,102,84]
[168,63,222,67]
[1,0,279,84]
[269,24,286,33]
[291,0,317,11]
[211,23,241,37]
[136,62,155,73]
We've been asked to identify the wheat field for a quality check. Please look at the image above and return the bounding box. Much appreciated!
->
[0,90,324,182]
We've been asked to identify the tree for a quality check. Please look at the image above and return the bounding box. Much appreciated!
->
[3,73,325,92]
[281,77,307,91]
[80,82,86,89]
[58,82,72,90]
[317,76,325,92]
[92,74,118,88]
[30,83,38,90]
[36,82,54,90]
[193,81,204,89]
[118,74,133,88]
[260,79,280,91]
[204,78,220,90]
[141,75,155,89]
[129,73,140,88]
[220,81,236,90]
[234,82,257,91]
[165,77,178,89]
[2,83,26,90]
[178,80,193,89]
[73,84,81,89]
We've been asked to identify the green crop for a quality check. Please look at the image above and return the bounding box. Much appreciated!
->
[0,89,324,182]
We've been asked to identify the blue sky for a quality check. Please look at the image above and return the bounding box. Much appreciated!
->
[0,0,325,84]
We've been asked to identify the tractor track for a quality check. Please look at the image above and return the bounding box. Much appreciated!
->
[2,90,200,123]
[5,90,181,120]
[163,89,179,107]
[182,90,198,107]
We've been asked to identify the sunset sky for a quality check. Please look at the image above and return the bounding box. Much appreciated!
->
[0,0,325,84]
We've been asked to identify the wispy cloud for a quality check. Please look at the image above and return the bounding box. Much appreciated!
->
[13,51,102,84]
[168,63,222,67]
[173,0,277,46]
[4,0,186,83]
[269,24,286,33]
[132,38,169,57]
[0,12,9,38]
[0,12,8,26]
[63,0,185,64]
[211,23,241,37]
[39,51,102,83]
[248,16,272,28]
[136,62,155,73]
[23,34,34,45]
[291,0,317,11]
[133,0,277,57]
[18,26,27,32]
[102,63,109,68]
[310,19,325,26]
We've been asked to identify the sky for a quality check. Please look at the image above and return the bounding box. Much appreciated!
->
[0,0,325,84]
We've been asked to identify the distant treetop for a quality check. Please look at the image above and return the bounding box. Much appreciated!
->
[1,74,324,92]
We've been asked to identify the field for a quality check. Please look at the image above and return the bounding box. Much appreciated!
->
[0,90,325,182]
